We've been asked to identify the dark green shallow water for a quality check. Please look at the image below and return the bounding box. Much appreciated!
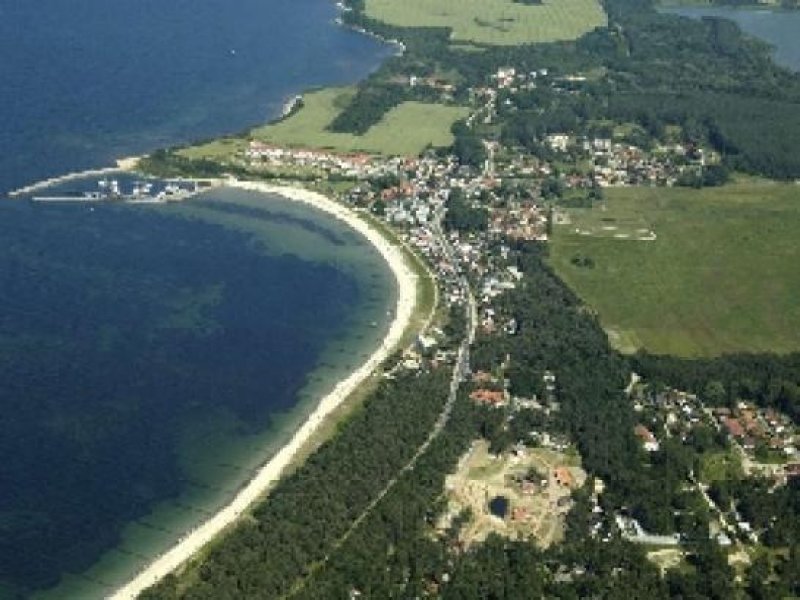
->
[0,189,395,599]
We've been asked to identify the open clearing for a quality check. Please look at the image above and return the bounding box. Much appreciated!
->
[439,440,585,548]
[550,180,800,357]
[248,87,468,156]
[365,0,607,45]
[179,137,247,161]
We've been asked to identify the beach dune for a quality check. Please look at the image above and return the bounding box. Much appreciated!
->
[110,181,418,599]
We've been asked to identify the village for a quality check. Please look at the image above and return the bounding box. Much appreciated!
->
[239,64,717,199]
[198,60,796,569]
[220,64,730,365]
[631,383,799,481]
[619,378,800,558]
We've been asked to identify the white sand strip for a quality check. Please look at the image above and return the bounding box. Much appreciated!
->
[110,181,418,599]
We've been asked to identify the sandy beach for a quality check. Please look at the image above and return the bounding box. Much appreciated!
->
[110,181,418,599]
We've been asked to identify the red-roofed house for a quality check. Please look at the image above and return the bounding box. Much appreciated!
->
[470,389,505,406]
[554,467,574,488]
[724,417,745,438]
[634,424,660,452]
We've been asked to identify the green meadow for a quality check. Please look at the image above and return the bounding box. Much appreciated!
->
[250,87,468,156]
[365,0,607,45]
[549,180,800,357]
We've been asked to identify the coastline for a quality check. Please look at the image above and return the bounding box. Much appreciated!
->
[109,180,419,599]
[2,3,407,595]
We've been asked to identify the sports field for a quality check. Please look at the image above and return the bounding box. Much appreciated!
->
[249,87,468,156]
[549,181,800,357]
[365,0,607,45]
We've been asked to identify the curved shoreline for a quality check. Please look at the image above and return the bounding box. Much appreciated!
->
[109,180,418,599]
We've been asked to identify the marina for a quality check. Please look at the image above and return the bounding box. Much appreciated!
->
[5,164,223,205]
[7,159,220,205]
[8,166,129,198]
[31,179,204,204]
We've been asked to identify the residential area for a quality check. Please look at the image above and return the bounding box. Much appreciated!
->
[159,48,798,585]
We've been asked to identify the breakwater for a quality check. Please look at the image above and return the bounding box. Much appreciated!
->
[8,167,130,198]
[9,162,221,204]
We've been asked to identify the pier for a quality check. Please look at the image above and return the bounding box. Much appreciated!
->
[6,153,220,201]
[8,166,128,198]
[32,195,109,203]
[11,167,222,204]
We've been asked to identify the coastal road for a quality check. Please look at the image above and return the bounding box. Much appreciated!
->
[285,216,477,599]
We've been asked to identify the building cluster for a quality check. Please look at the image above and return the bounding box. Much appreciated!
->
[340,156,538,366]
[372,156,459,227]
[626,380,800,550]
[632,386,710,445]
[405,74,457,101]
[477,65,716,189]
[633,384,799,473]
[469,388,506,407]
[489,201,549,241]
[545,134,708,187]
[245,141,387,179]
[490,66,551,92]
[389,325,459,377]
[713,403,799,470]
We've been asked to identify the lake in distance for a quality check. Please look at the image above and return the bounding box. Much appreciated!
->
[0,1,394,598]
[662,5,800,72]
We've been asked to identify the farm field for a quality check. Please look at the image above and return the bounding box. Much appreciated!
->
[365,0,607,45]
[549,181,800,357]
[249,87,468,156]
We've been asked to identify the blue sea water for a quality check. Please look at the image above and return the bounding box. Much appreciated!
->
[0,0,392,194]
[0,1,393,597]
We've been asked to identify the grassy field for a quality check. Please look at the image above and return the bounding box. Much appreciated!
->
[365,0,607,45]
[179,137,247,161]
[249,87,468,156]
[699,450,742,484]
[549,180,800,357]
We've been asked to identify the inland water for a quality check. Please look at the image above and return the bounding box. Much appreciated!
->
[662,5,800,72]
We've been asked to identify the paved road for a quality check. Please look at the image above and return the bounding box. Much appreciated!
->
[321,221,476,558]
[286,215,477,599]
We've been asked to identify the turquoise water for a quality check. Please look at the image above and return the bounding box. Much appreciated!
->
[662,5,800,71]
[0,1,395,597]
